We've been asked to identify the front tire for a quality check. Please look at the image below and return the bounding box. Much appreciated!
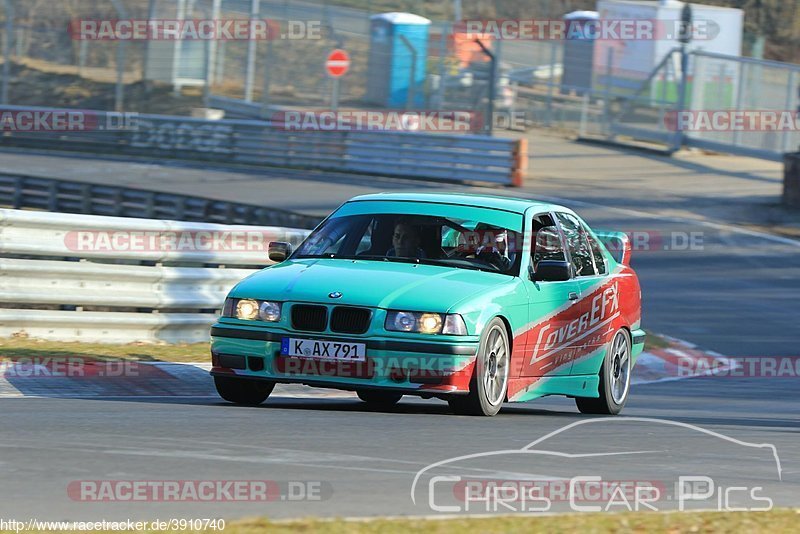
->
[576,329,631,415]
[448,318,510,416]
[214,376,274,406]
[356,390,403,408]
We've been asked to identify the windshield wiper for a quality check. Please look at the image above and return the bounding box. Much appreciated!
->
[294,254,334,259]
[357,255,421,264]
[299,254,505,274]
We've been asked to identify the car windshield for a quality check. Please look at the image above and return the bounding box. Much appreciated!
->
[292,214,523,275]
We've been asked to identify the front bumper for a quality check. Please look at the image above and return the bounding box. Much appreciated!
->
[210,324,480,396]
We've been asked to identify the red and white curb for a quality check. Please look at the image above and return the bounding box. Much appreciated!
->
[633,334,739,385]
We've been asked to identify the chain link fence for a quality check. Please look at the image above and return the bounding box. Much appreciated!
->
[688,52,800,156]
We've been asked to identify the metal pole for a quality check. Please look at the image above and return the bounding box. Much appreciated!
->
[172,0,187,95]
[782,70,796,153]
[261,39,273,117]
[399,35,417,109]
[603,47,614,138]
[78,40,88,77]
[675,43,689,151]
[216,41,226,84]
[2,0,14,105]
[475,39,495,135]
[109,0,129,111]
[732,57,745,148]
[207,0,221,90]
[675,3,692,152]
[141,0,156,93]
[546,42,556,127]
[331,77,340,111]
[435,23,448,110]
[203,15,212,108]
[244,0,260,102]
[579,92,589,137]
[115,42,127,111]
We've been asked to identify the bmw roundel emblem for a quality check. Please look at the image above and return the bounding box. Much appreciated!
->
[328,291,343,299]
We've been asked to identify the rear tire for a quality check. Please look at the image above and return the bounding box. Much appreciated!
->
[576,329,631,415]
[448,318,509,416]
[214,376,274,406]
[356,390,403,408]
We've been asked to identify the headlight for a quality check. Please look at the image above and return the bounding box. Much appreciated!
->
[223,298,282,322]
[236,299,259,320]
[385,311,467,335]
[258,301,281,322]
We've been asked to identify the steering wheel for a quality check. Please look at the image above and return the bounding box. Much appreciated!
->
[476,248,511,271]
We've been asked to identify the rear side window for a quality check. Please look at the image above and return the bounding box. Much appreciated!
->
[587,233,607,275]
[556,213,596,277]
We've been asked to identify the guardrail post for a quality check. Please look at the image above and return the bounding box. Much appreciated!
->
[11,175,22,208]
[81,183,91,213]
[784,152,800,208]
[511,138,527,187]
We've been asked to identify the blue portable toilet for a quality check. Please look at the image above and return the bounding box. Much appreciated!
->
[560,10,598,96]
[366,12,430,108]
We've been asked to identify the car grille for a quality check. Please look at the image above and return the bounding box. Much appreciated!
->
[291,304,328,332]
[330,306,372,334]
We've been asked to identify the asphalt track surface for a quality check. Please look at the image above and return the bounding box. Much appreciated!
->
[1,152,799,520]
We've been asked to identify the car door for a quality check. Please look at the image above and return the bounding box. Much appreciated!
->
[555,212,617,376]
[518,212,583,378]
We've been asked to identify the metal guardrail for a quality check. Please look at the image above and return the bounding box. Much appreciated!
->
[0,208,311,343]
[0,172,322,229]
[0,105,526,186]
[208,95,271,119]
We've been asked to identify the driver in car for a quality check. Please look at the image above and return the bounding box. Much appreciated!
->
[475,229,512,271]
[387,220,427,258]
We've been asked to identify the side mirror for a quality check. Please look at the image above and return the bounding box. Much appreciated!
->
[268,241,292,263]
[533,260,571,282]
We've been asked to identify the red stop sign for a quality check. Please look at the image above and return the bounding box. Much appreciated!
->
[325,49,350,78]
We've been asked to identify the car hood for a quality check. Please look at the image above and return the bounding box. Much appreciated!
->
[230,258,512,312]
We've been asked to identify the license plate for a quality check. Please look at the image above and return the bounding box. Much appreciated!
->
[281,337,366,362]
